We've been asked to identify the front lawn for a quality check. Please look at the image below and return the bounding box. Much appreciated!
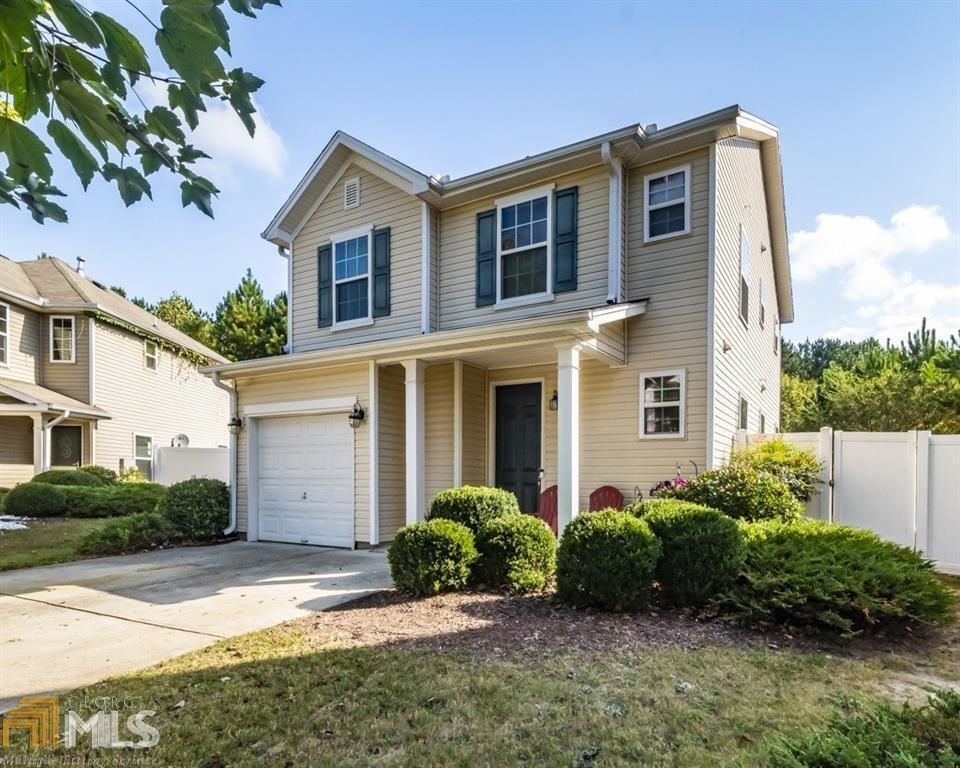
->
[19,585,958,766]
[0,517,111,571]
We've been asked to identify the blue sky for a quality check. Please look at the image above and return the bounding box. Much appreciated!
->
[1,0,958,342]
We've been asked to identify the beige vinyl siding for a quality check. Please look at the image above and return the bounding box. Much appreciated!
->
[1,303,41,383]
[438,165,610,329]
[291,162,422,352]
[0,416,34,486]
[93,321,228,476]
[41,314,89,403]
[235,363,369,542]
[712,138,782,465]
[460,363,487,485]
[424,363,454,504]
[377,364,405,541]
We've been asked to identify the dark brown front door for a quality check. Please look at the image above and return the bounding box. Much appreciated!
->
[495,383,542,514]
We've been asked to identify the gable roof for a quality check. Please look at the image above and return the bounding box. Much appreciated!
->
[0,256,227,363]
[262,105,793,322]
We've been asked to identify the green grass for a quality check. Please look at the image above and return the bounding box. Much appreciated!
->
[0,517,111,571]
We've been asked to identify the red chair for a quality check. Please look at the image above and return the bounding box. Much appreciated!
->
[589,485,624,511]
[537,484,558,536]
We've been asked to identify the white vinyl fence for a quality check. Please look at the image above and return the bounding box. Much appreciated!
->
[154,446,229,487]
[737,428,960,575]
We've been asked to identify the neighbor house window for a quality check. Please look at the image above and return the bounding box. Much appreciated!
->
[739,226,750,325]
[760,413,766,434]
[640,369,686,438]
[773,316,780,355]
[0,302,8,366]
[331,227,371,326]
[739,396,749,431]
[644,165,690,242]
[144,340,159,370]
[134,434,153,480]
[496,185,552,303]
[759,282,766,329]
[50,316,75,362]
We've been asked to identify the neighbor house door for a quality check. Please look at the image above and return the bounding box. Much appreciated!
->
[495,383,542,514]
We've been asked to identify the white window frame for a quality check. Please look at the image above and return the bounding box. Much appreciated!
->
[133,433,153,479]
[739,225,750,327]
[638,368,686,440]
[49,315,76,363]
[144,339,159,371]
[643,164,691,243]
[495,183,554,309]
[343,176,360,210]
[0,301,9,367]
[329,224,374,331]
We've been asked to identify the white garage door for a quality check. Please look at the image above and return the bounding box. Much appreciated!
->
[257,414,354,547]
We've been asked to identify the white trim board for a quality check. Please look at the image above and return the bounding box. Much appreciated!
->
[242,397,357,418]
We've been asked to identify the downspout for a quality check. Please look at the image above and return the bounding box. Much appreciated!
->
[43,408,71,471]
[601,141,624,304]
[277,244,293,354]
[212,371,238,536]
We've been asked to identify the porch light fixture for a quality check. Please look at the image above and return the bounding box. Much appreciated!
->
[348,403,366,429]
[227,416,243,435]
[548,390,558,411]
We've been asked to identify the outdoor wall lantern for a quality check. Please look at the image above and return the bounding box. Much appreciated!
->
[227,416,243,435]
[548,390,559,411]
[348,403,366,429]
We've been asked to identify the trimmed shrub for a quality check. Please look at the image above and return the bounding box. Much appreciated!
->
[717,518,955,637]
[3,482,66,517]
[78,511,181,556]
[427,485,520,534]
[475,514,556,593]
[0,487,10,512]
[769,690,960,767]
[32,469,103,487]
[118,466,147,484]
[79,465,119,485]
[62,484,167,518]
[159,478,229,540]
[388,518,478,596]
[730,438,821,501]
[663,466,803,521]
[556,510,661,611]
[632,498,744,607]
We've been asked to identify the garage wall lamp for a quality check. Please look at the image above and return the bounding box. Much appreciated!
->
[348,403,366,429]
[227,416,243,435]
[548,390,558,412]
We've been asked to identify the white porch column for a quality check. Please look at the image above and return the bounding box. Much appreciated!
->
[556,343,581,532]
[31,414,44,474]
[402,359,426,525]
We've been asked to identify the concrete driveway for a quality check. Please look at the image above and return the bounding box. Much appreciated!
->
[0,541,391,711]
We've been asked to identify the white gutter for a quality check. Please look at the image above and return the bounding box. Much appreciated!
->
[211,372,238,536]
[420,202,431,334]
[601,142,624,304]
[277,244,293,353]
[42,408,70,471]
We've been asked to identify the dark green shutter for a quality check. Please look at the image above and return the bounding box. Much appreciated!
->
[372,226,391,317]
[476,209,496,306]
[317,244,332,328]
[554,186,578,293]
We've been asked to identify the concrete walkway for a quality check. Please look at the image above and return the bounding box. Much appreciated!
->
[0,541,391,711]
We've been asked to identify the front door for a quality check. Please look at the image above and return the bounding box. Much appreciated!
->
[495,383,542,514]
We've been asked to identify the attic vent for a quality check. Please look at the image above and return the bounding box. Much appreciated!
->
[344,177,360,209]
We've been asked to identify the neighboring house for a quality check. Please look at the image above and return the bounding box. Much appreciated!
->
[207,104,792,548]
[0,256,229,486]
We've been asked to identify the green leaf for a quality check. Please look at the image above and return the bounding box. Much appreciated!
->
[180,178,215,218]
[226,0,256,17]
[167,83,205,130]
[144,106,186,144]
[100,62,127,98]
[47,0,105,47]
[0,116,53,183]
[54,81,127,157]
[102,163,152,206]
[177,144,210,164]
[52,43,101,82]
[0,0,44,57]
[156,3,227,91]
[0,172,21,207]
[47,119,99,190]
[136,141,175,175]
[92,11,150,83]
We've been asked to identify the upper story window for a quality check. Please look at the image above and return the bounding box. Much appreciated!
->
[333,226,371,326]
[497,185,552,304]
[643,165,690,242]
[759,282,766,329]
[50,315,75,363]
[343,177,360,209]
[144,339,159,371]
[0,302,8,366]
[639,369,686,439]
[739,395,749,431]
[739,226,750,325]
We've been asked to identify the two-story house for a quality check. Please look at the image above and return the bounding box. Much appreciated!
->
[0,256,229,486]
[206,105,793,549]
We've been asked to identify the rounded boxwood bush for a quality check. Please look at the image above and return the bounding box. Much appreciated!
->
[556,509,661,611]
[388,518,478,596]
[78,511,181,556]
[3,482,67,517]
[730,438,822,502]
[158,478,229,540]
[79,465,119,486]
[427,485,520,534]
[32,469,103,487]
[62,483,167,518]
[663,466,803,521]
[475,514,556,593]
[717,518,955,638]
[632,498,744,607]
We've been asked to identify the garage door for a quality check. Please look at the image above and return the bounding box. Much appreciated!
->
[257,414,354,547]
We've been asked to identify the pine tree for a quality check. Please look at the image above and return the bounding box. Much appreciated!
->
[212,270,287,361]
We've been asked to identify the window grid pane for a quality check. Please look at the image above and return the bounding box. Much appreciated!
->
[642,374,683,435]
[648,203,685,238]
[336,279,369,322]
[52,318,73,361]
[500,196,548,253]
[335,236,369,281]
[501,246,547,299]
